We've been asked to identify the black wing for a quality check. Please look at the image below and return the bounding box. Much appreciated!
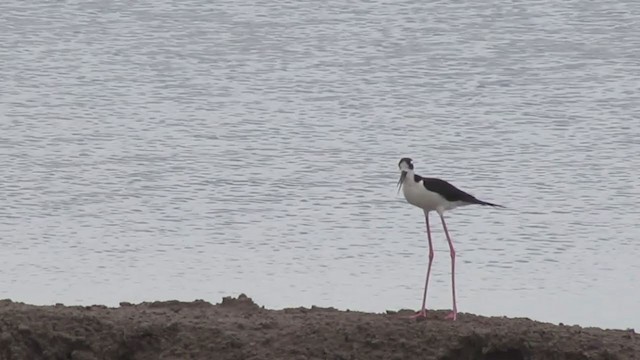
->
[418,175,502,207]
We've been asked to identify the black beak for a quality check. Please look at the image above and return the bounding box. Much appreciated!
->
[397,171,407,194]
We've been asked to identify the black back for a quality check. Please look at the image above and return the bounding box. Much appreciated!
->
[415,174,481,204]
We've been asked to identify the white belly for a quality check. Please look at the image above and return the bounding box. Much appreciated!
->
[402,182,462,212]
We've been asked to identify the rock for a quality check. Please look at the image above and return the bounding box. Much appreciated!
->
[70,350,98,360]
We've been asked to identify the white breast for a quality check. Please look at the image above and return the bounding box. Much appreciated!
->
[402,180,458,212]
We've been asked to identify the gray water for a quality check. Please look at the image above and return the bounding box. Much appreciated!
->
[1,0,639,329]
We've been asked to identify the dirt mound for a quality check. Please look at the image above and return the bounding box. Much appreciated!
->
[0,295,637,360]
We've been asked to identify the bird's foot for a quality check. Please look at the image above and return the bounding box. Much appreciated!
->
[445,311,457,321]
[408,309,427,320]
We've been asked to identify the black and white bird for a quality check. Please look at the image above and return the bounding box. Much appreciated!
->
[396,157,503,321]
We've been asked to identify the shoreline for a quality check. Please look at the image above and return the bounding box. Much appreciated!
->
[0,294,637,359]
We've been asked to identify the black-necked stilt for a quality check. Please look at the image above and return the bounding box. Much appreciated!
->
[397,157,503,321]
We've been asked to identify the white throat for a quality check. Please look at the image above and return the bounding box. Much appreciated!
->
[402,169,415,184]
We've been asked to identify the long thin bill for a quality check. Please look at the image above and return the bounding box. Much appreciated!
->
[396,171,407,194]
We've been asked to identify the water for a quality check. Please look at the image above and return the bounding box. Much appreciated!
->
[1,0,639,330]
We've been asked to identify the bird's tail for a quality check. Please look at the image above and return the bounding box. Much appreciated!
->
[475,199,506,208]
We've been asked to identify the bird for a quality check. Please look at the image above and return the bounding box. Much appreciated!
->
[396,157,503,321]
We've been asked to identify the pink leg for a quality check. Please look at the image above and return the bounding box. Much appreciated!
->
[410,211,434,319]
[439,213,457,321]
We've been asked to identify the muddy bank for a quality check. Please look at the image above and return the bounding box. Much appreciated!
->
[0,294,637,360]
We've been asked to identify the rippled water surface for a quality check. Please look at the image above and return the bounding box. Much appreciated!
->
[1,0,639,329]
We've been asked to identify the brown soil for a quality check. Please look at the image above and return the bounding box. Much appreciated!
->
[0,294,637,360]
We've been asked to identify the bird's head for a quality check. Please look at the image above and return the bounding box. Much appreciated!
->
[398,157,414,172]
[397,157,414,193]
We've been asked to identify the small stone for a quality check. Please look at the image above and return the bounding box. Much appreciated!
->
[0,332,12,343]
[17,325,30,334]
[70,350,98,360]
[365,339,382,349]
